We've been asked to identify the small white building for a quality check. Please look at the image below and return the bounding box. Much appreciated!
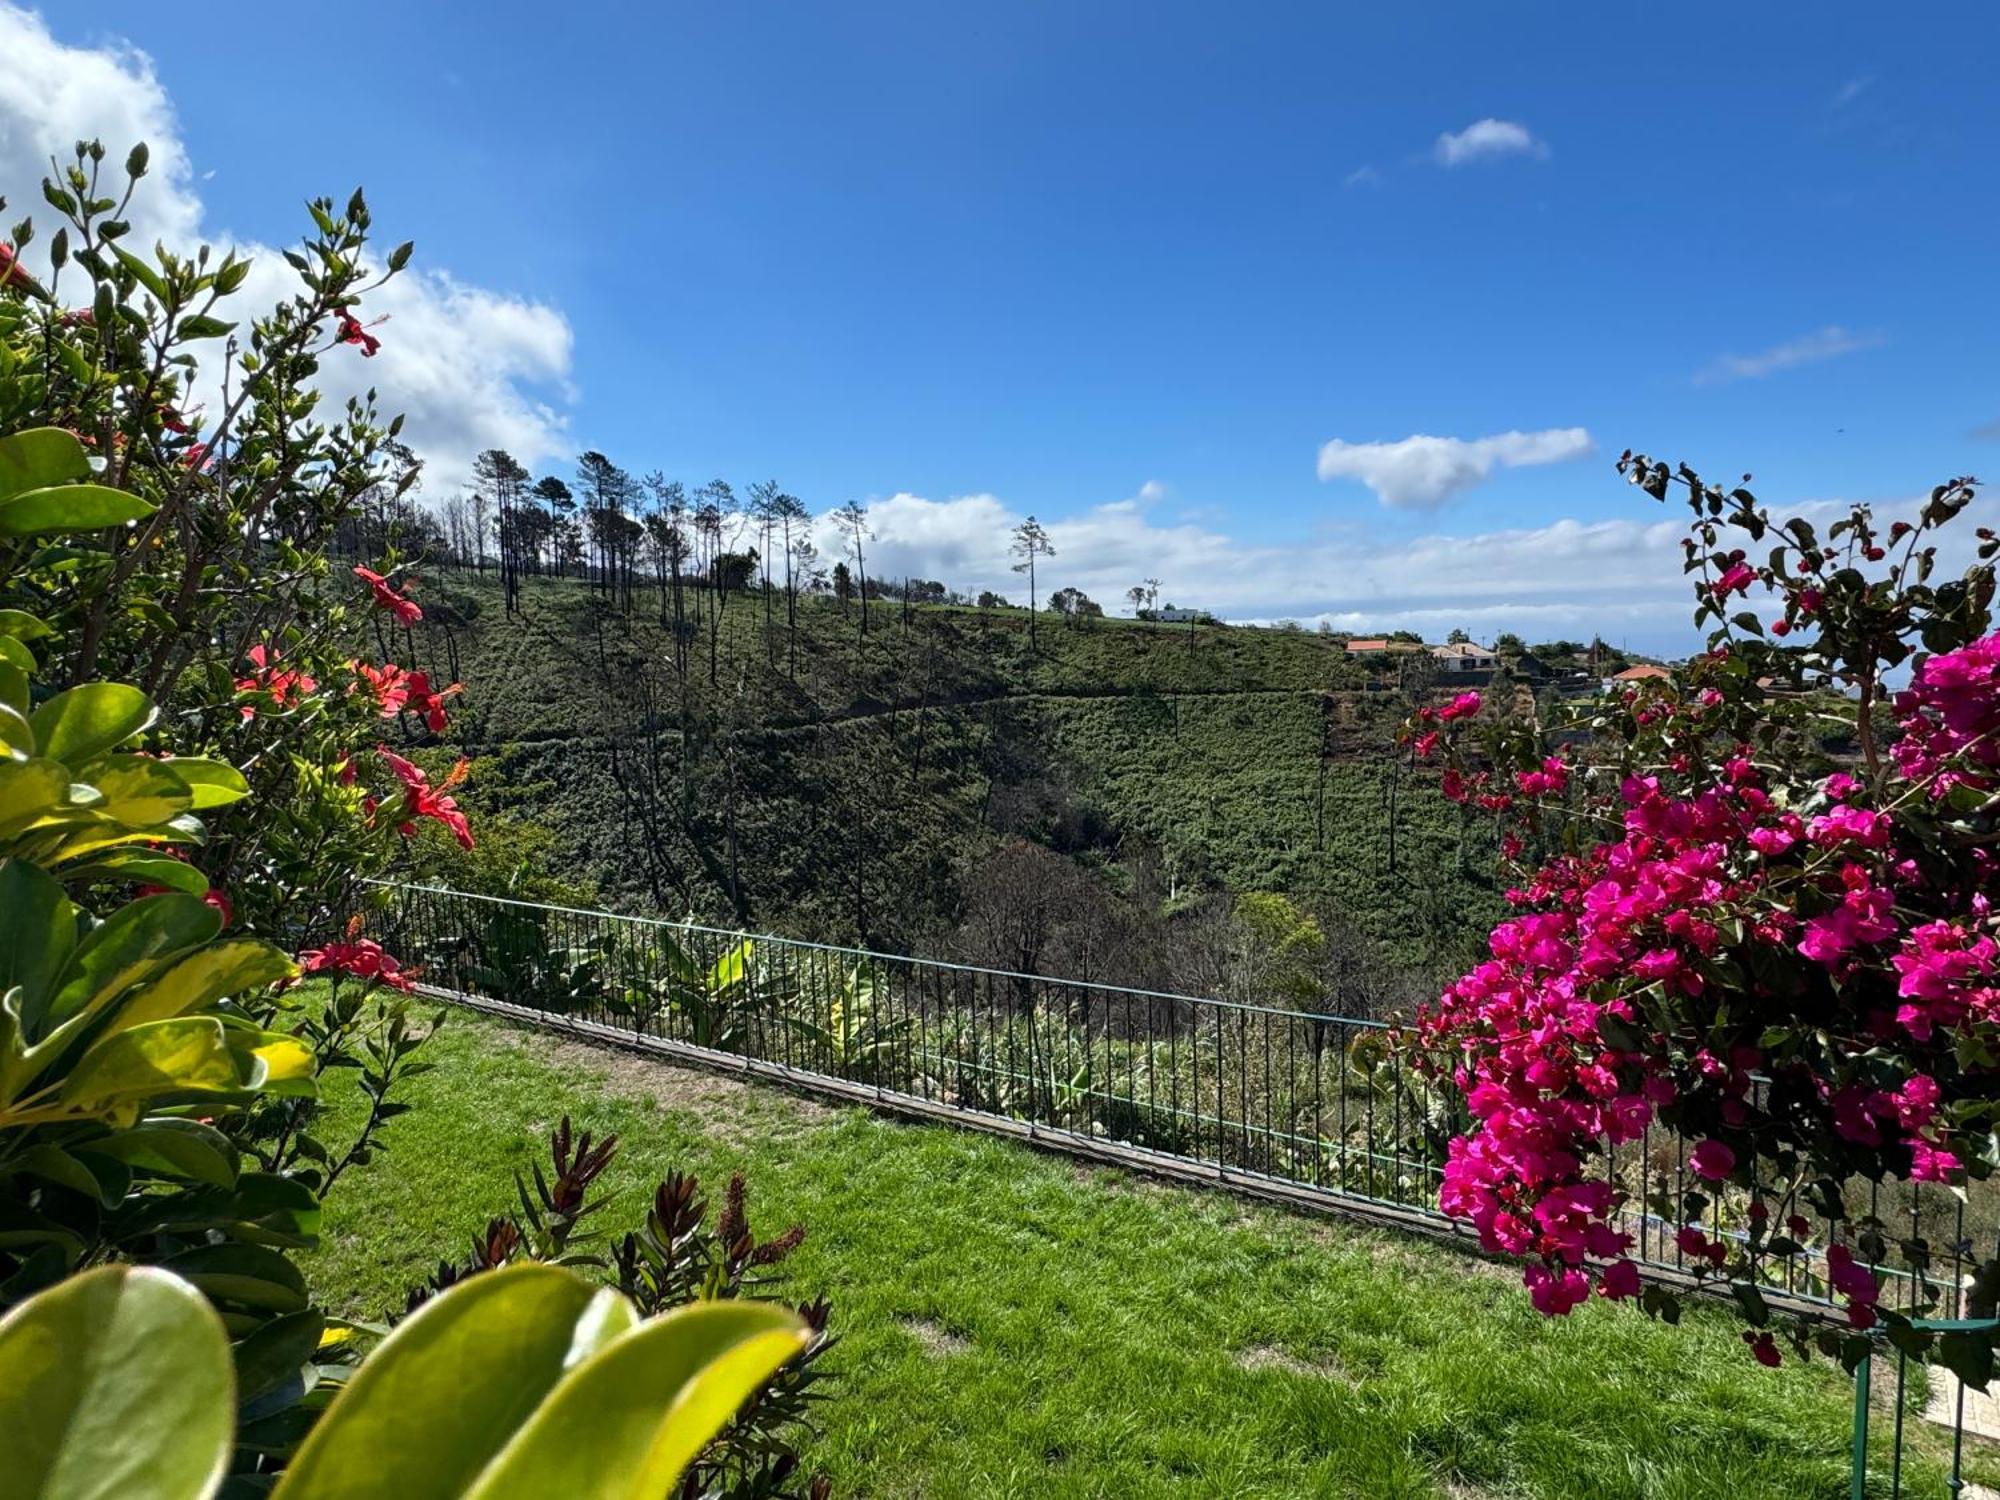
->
[1430,641,1497,676]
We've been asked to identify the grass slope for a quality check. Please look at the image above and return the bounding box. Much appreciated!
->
[394,570,1499,968]
[305,1005,1946,1499]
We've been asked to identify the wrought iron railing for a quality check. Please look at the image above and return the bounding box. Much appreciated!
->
[360,884,1995,1323]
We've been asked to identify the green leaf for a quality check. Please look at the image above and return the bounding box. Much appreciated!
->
[37,890,220,1035]
[233,1308,326,1409]
[0,427,89,503]
[0,700,34,756]
[6,1144,126,1205]
[465,1299,810,1499]
[0,608,54,641]
[79,755,192,827]
[160,758,250,810]
[270,1264,623,1500]
[0,1264,234,1500]
[0,483,157,538]
[176,315,236,341]
[1938,1330,1996,1393]
[0,758,68,838]
[0,859,76,1016]
[62,850,210,896]
[91,1119,237,1186]
[29,683,156,766]
[112,246,170,304]
[53,1018,247,1123]
[0,634,35,672]
[161,1243,308,1314]
[117,938,298,1029]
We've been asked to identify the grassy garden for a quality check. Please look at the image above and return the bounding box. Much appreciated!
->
[307,1000,1948,1500]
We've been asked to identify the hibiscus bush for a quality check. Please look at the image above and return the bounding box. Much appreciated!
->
[1407,453,1999,1377]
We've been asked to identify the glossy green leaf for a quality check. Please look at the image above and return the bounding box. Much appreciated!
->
[0,758,68,839]
[270,1264,621,1500]
[0,633,34,672]
[0,483,157,538]
[62,850,210,896]
[0,427,89,502]
[0,1264,233,1500]
[80,755,192,827]
[0,608,53,641]
[161,1243,308,1314]
[232,1309,325,1410]
[54,1018,247,1122]
[6,1144,125,1205]
[0,699,33,756]
[29,684,155,766]
[38,891,221,1035]
[117,939,298,1030]
[0,859,76,1016]
[466,1299,810,1499]
[90,1119,237,1187]
[159,758,251,809]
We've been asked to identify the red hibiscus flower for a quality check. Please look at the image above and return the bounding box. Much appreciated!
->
[354,565,423,624]
[404,670,462,733]
[334,309,382,357]
[235,643,318,721]
[298,937,414,992]
[353,660,414,718]
[376,745,474,849]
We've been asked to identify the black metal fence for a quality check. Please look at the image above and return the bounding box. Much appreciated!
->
[363,882,1993,1335]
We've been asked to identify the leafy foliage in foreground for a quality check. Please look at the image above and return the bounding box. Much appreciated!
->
[0,1260,806,1500]
[405,1116,836,1500]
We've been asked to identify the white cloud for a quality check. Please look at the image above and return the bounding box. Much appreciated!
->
[1433,118,1547,167]
[0,3,574,492]
[1315,428,1593,509]
[1832,76,1873,110]
[807,485,1958,658]
[1694,325,1884,385]
[1343,164,1379,188]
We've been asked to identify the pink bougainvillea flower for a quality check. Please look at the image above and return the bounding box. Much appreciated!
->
[1742,1330,1781,1368]
[354,565,423,625]
[1713,561,1756,598]
[1438,691,1483,723]
[1689,1139,1736,1182]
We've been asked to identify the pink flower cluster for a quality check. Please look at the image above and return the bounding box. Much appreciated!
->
[1894,635,2000,796]
[1417,637,2000,1357]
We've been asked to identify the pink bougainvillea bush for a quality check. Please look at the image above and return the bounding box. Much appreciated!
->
[1406,455,1999,1376]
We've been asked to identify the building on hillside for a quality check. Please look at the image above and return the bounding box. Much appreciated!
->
[1510,651,1553,683]
[1607,663,1672,687]
[1155,607,1204,623]
[1430,641,1498,680]
[1343,637,1425,656]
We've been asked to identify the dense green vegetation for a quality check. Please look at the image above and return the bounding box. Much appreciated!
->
[393,565,1503,986]
[307,1006,1989,1500]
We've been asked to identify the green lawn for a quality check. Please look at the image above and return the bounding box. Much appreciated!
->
[306,1005,1950,1499]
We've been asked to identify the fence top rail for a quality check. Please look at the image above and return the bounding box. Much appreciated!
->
[368,879,1394,1031]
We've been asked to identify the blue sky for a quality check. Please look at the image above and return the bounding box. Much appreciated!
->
[7,4,1998,647]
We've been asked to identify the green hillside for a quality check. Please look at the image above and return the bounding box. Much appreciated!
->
[390,567,1503,992]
